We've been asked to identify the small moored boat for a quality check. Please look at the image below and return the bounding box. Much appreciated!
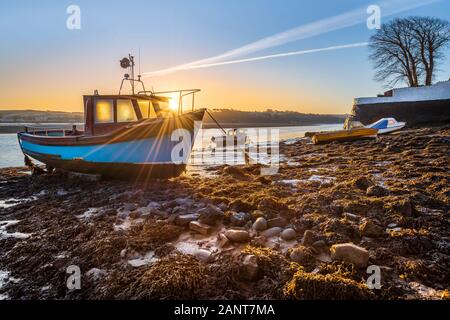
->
[210,128,249,150]
[366,117,406,134]
[311,127,378,144]
[17,54,205,179]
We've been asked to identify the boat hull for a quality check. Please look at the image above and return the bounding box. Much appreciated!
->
[18,110,205,179]
[312,128,378,144]
[22,152,186,179]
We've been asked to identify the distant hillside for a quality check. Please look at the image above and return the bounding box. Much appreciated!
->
[0,110,83,123]
[204,109,345,127]
[0,109,345,130]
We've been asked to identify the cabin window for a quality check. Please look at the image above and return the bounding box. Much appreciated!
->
[94,99,114,123]
[117,99,138,122]
[137,100,157,119]
[153,100,173,118]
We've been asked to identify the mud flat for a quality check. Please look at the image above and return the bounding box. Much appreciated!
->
[0,126,449,300]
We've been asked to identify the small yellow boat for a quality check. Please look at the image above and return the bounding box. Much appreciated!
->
[311,128,378,144]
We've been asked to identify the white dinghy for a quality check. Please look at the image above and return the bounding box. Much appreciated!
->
[367,117,406,134]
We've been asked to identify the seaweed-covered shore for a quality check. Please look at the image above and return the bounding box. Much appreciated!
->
[0,126,449,300]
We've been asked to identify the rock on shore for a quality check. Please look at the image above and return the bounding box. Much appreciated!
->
[330,243,369,267]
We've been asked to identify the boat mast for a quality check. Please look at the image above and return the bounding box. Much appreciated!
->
[130,54,135,95]
[119,53,145,95]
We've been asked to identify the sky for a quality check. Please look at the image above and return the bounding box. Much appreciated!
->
[0,0,449,114]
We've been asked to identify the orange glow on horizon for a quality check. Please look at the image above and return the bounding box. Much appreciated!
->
[0,68,351,115]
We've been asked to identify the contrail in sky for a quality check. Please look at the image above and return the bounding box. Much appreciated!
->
[175,42,370,70]
[142,0,439,77]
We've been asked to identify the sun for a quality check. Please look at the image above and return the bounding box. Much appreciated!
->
[169,97,179,111]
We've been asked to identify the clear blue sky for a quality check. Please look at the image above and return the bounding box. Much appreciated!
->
[0,0,449,113]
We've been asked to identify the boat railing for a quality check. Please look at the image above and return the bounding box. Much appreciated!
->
[24,125,82,137]
[138,89,201,115]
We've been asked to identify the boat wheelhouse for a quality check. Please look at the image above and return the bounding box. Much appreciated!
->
[17,54,205,179]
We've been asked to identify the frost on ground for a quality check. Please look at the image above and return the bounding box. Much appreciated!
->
[0,220,30,240]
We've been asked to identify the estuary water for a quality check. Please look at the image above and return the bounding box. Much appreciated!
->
[0,124,342,168]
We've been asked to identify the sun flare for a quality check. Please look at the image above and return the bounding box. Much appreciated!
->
[169,97,179,111]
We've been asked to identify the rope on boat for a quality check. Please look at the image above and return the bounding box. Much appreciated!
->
[205,109,228,136]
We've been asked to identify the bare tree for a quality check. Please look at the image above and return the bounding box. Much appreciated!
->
[409,17,450,86]
[369,18,421,88]
[369,17,450,88]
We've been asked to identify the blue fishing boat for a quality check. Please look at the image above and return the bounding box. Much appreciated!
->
[17,55,205,179]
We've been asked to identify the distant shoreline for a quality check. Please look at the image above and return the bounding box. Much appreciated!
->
[0,123,83,134]
[201,121,344,129]
[0,121,344,134]
[0,109,346,133]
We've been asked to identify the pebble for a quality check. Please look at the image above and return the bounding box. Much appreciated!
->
[189,221,212,235]
[146,201,160,209]
[230,211,250,226]
[252,217,267,231]
[267,217,288,228]
[311,240,327,252]
[129,211,141,219]
[175,197,193,206]
[253,236,267,246]
[194,249,212,262]
[120,248,140,260]
[302,230,315,246]
[397,198,414,217]
[353,176,374,190]
[239,255,259,281]
[330,243,369,267]
[359,219,383,238]
[149,209,169,218]
[218,202,228,211]
[251,210,266,219]
[289,245,315,264]
[197,204,223,226]
[122,203,138,211]
[171,206,184,214]
[261,227,283,238]
[343,212,359,220]
[387,223,397,228]
[386,227,402,233]
[174,214,199,226]
[134,207,151,216]
[366,185,387,197]
[85,268,107,281]
[217,233,231,248]
[224,229,250,243]
[280,228,296,240]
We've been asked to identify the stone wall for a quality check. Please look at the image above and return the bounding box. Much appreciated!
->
[352,99,450,126]
[354,81,450,105]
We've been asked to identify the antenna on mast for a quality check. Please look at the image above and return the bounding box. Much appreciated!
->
[118,53,146,95]
[137,48,142,89]
[130,54,135,94]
